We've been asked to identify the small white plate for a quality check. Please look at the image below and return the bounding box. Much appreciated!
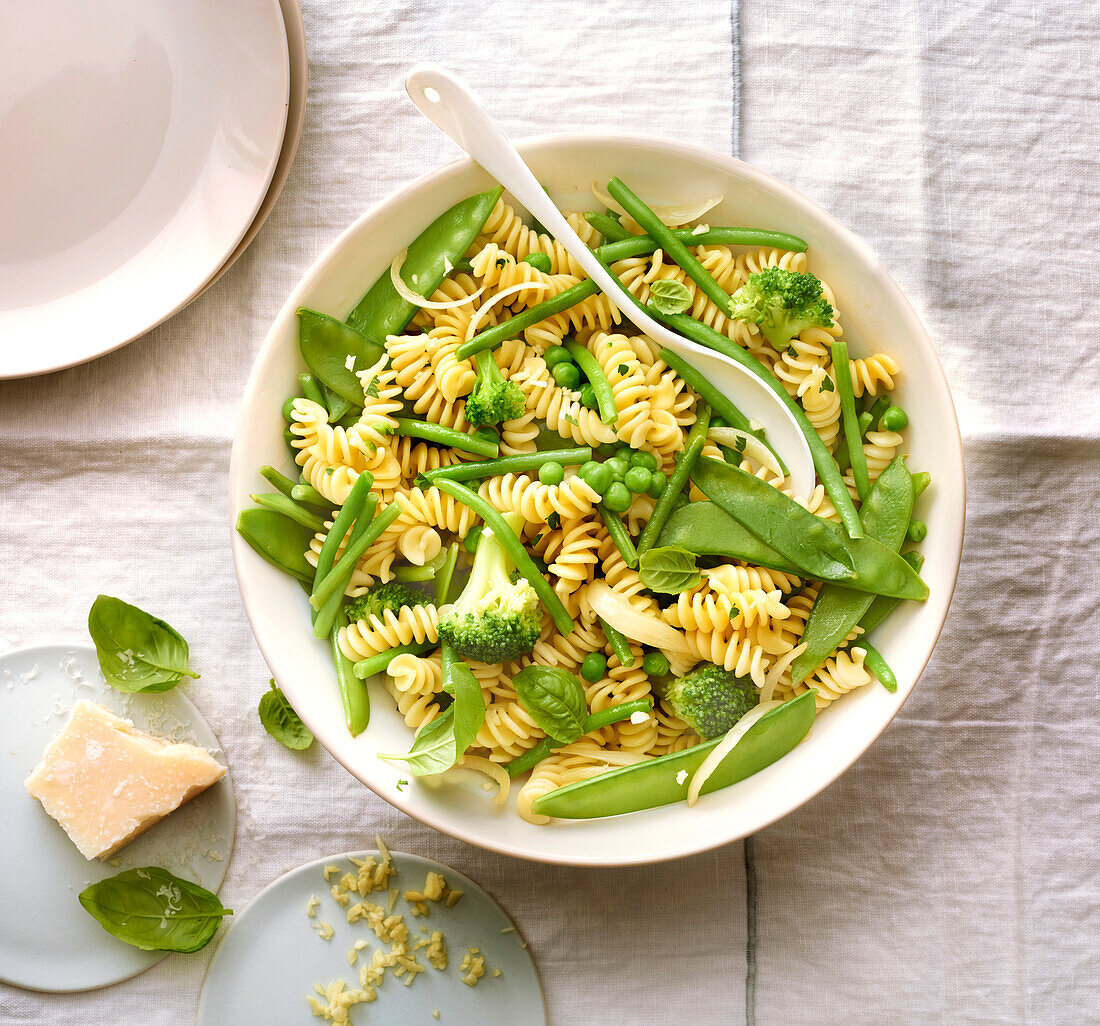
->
[199,850,546,1025]
[0,0,290,378]
[0,644,236,992]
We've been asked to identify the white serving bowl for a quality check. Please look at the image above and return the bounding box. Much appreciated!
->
[229,133,965,866]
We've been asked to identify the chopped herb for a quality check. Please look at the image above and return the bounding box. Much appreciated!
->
[820,375,835,392]
[396,779,409,792]
[734,436,747,454]
[364,377,380,398]
[547,512,561,530]
[563,413,578,426]
[616,363,630,376]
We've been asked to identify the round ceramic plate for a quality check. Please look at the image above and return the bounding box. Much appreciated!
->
[0,644,236,992]
[198,851,545,1025]
[0,0,290,378]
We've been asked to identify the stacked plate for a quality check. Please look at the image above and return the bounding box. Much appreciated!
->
[0,0,308,378]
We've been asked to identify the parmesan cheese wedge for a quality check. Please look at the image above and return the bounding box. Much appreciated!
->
[24,700,225,860]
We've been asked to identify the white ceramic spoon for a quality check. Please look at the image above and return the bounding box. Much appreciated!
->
[404,65,815,499]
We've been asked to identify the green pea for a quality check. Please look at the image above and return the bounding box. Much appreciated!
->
[605,457,629,482]
[709,416,727,428]
[596,442,618,458]
[580,460,612,494]
[642,651,670,677]
[580,652,608,683]
[538,462,565,486]
[880,406,909,431]
[615,443,633,460]
[551,362,581,389]
[624,466,652,494]
[579,384,598,410]
[603,481,632,513]
[522,252,552,272]
[647,471,667,498]
[630,450,658,471]
[464,525,484,553]
[906,519,927,543]
[544,345,572,368]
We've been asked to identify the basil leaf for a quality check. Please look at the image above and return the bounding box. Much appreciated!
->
[638,545,702,593]
[78,867,232,953]
[258,680,314,750]
[87,595,199,693]
[649,279,693,316]
[513,665,587,744]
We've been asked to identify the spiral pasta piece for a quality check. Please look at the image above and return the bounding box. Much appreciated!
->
[585,332,653,448]
[476,199,591,277]
[398,525,442,566]
[848,354,900,398]
[682,628,770,688]
[510,356,616,446]
[843,430,905,494]
[703,563,801,596]
[384,677,444,731]
[776,647,873,709]
[470,243,580,308]
[798,364,842,450]
[499,409,540,455]
[474,696,545,762]
[394,487,479,536]
[477,473,600,523]
[339,604,441,661]
[518,617,605,673]
[387,652,443,697]
[547,517,601,595]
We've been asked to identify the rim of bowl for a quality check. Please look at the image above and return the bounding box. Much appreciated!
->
[230,131,966,866]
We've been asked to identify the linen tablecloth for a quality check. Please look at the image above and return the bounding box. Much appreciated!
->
[2,1,1097,1022]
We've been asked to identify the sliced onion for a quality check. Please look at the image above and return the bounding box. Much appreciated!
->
[591,182,725,228]
[760,642,806,704]
[687,700,783,806]
[390,250,485,310]
[586,581,693,654]
[456,755,511,805]
[463,280,552,342]
[708,426,785,481]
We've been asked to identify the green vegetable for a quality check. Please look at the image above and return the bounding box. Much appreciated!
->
[298,309,381,405]
[648,279,694,315]
[657,663,758,739]
[564,340,619,424]
[236,508,317,583]
[290,482,330,509]
[911,471,931,498]
[309,469,373,615]
[538,461,565,486]
[583,210,633,242]
[859,639,897,693]
[258,680,314,749]
[605,456,629,482]
[394,547,449,582]
[418,447,591,487]
[642,651,670,677]
[258,465,299,499]
[631,450,658,471]
[637,403,711,555]
[647,472,666,498]
[580,460,612,494]
[463,525,484,554]
[596,504,638,568]
[789,457,915,683]
[603,481,632,513]
[345,581,430,623]
[298,372,326,408]
[598,226,809,262]
[331,612,370,735]
[434,543,461,607]
[465,350,526,427]
[79,867,232,953]
[836,395,891,473]
[347,187,502,344]
[312,492,379,639]
[544,345,572,368]
[624,466,652,494]
[579,384,598,410]
[831,340,870,502]
[907,520,927,543]
[436,510,544,662]
[606,178,735,317]
[551,361,581,389]
[858,551,925,635]
[87,596,199,694]
[394,418,499,458]
[513,665,588,744]
[309,502,402,609]
[691,457,855,580]
[600,617,634,668]
[728,268,834,351]
[649,308,863,538]
[531,691,816,818]
[638,545,702,593]
[523,252,552,272]
[505,698,653,777]
[880,406,908,431]
[352,643,434,680]
[580,652,608,684]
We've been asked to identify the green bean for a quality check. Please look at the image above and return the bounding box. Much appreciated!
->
[298,373,326,408]
[836,396,890,472]
[858,551,925,634]
[394,418,499,458]
[564,340,619,424]
[347,187,503,344]
[531,691,817,819]
[298,309,383,404]
[599,617,634,667]
[352,643,434,679]
[505,699,654,777]
[858,639,897,694]
[332,610,370,734]
[432,479,574,635]
[607,178,736,317]
[418,448,592,487]
[394,548,449,583]
[906,520,927,543]
[650,308,863,538]
[434,543,460,606]
[880,406,908,431]
[312,495,379,639]
[595,226,809,262]
[309,471,374,616]
[788,457,914,684]
[831,340,870,502]
[283,396,298,422]
[290,483,331,510]
[284,427,296,453]
[584,211,633,242]
[235,509,317,584]
[638,403,711,556]
[596,504,639,569]
[692,456,855,580]
[259,465,300,500]
[248,492,326,533]
[309,502,402,610]
[911,471,931,498]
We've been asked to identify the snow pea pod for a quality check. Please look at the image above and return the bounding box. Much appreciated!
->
[531,690,816,819]
[346,186,503,345]
[858,551,925,634]
[332,609,370,735]
[692,457,856,580]
[789,457,914,684]
[298,309,382,405]
[259,465,300,500]
[248,492,326,533]
[235,509,317,584]
[657,502,927,601]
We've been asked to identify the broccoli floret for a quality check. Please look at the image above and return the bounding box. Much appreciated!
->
[656,663,759,739]
[345,581,429,623]
[437,512,541,662]
[464,351,526,428]
[728,267,834,351]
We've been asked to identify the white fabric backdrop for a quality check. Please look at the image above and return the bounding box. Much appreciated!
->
[2,0,1096,1023]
